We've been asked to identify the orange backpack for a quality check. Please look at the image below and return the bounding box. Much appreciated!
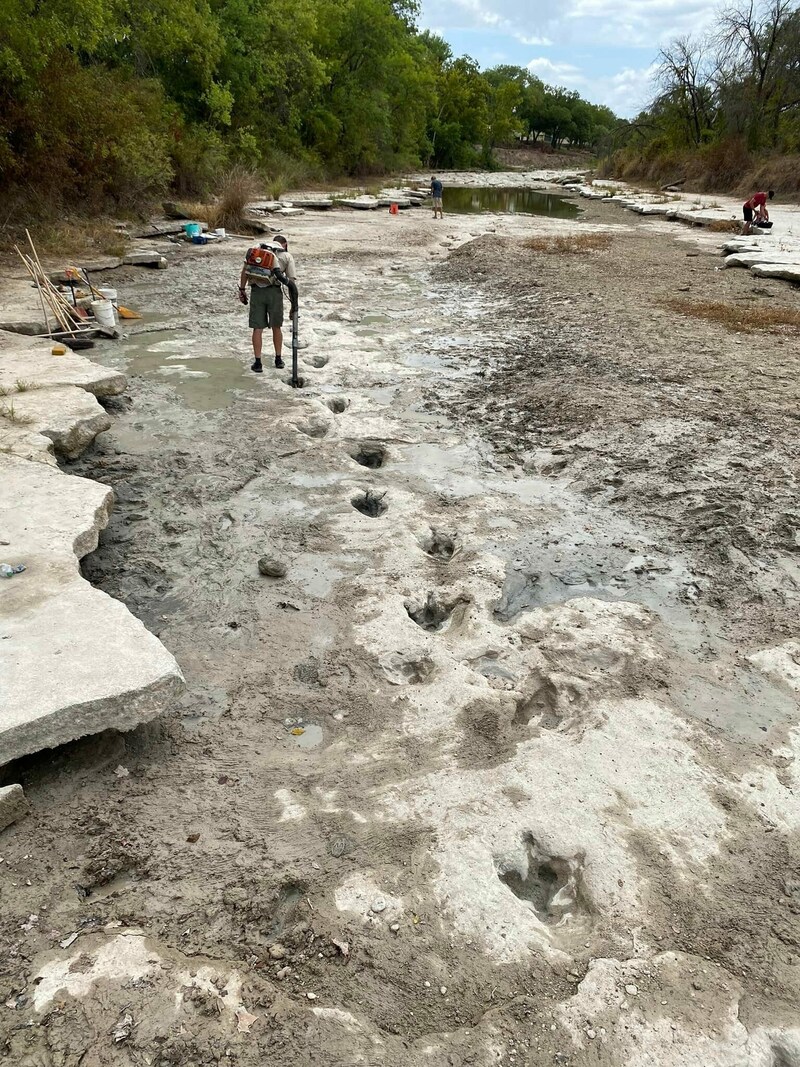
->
[244,245,279,282]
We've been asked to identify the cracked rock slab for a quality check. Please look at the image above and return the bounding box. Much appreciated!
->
[0,331,126,397]
[0,453,184,765]
[0,421,55,464]
[751,262,800,282]
[5,385,112,459]
[1,331,126,461]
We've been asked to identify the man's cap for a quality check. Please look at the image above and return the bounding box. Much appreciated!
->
[273,234,288,247]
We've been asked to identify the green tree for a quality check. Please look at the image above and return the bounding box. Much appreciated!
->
[482,73,522,161]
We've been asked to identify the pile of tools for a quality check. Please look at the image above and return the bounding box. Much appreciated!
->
[14,230,139,351]
[15,231,97,349]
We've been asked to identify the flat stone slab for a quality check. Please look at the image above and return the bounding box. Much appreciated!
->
[281,199,333,210]
[724,250,800,269]
[0,331,125,397]
[721,234,800,280]
[751,262,800,282]
[0,332,126,466]
[723,238,775,253]
[6,385,112,460]
[338,198,380,210]
[0,422,56,465]
[0,320,48,336]
[242,217,270,234]
[629,203,672,216]
[0,784,29,831]
[51,251,169,277]
[135,221,202,238]
[123,251,168,269]
[49,260,123,283]
[0,453,184,765]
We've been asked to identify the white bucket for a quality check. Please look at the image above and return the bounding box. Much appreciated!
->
[214,227,226,238]
[98,286,117,302]
[91,299,116,328]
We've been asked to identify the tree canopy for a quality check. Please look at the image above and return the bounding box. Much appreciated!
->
[0,0,617,210]
[606,0,800,185]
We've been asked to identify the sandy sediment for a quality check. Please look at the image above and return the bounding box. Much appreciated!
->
[0,175,798,1065]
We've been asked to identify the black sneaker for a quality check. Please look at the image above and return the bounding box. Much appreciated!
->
[251,359,263,374]
[274,355,285,369]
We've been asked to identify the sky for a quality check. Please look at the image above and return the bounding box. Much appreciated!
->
[417,0,718,117]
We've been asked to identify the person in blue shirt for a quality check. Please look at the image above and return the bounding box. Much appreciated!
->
[430,176,444,219]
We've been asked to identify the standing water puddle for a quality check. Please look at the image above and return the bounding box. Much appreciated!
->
[444,187,579,218]
[288,722,324,749]
[120,329,259,411]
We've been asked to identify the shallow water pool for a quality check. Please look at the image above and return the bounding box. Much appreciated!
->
[443,187,580,218]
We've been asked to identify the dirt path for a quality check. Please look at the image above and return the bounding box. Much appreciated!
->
[1,187,799,1066]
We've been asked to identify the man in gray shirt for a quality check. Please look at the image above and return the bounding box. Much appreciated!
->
[238,234,297,372]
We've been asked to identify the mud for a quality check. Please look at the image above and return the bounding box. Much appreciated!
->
[1,179,799,1066]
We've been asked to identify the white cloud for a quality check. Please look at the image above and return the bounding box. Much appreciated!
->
[526,57,586,84]
[526,56,659,114]
[601,63,660,114]
[421,0,717,51]
[447,0,509,29]
[516,34,554,45]
[418,0,710,116]
[564,0,714,47]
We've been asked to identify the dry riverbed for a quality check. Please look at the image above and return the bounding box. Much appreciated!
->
[1,177,799,1066]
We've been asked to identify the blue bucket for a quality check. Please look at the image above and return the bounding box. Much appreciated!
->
[184,222,201,237]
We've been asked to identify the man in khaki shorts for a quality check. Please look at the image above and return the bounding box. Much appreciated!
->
[238,235,297,372]
[431,176,444,219]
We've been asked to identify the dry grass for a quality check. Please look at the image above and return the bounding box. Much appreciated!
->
[2,219,129,258]
[707,219,741,233]
[190,166,260,229]
[524,233,613,254]
[664,297,800,334]
[604,139,800,199]
[0,400,34,425]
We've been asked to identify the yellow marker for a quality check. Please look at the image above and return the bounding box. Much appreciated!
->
[290,727,305,736]
[51,344,67,355]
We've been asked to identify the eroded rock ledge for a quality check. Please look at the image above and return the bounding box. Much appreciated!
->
[1,331,184,765]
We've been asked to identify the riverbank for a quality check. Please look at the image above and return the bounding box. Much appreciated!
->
[0,330,184,767]
[1,174,798,1066]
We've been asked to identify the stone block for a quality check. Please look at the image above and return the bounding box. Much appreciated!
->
[0,784,29,831]
[0,454,184,765]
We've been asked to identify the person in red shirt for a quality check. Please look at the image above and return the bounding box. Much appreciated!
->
[743,190,774,233]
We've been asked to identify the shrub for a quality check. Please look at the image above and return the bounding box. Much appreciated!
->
[208,166,260,228]
[2,59,174,215]
[171,125,229,199]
